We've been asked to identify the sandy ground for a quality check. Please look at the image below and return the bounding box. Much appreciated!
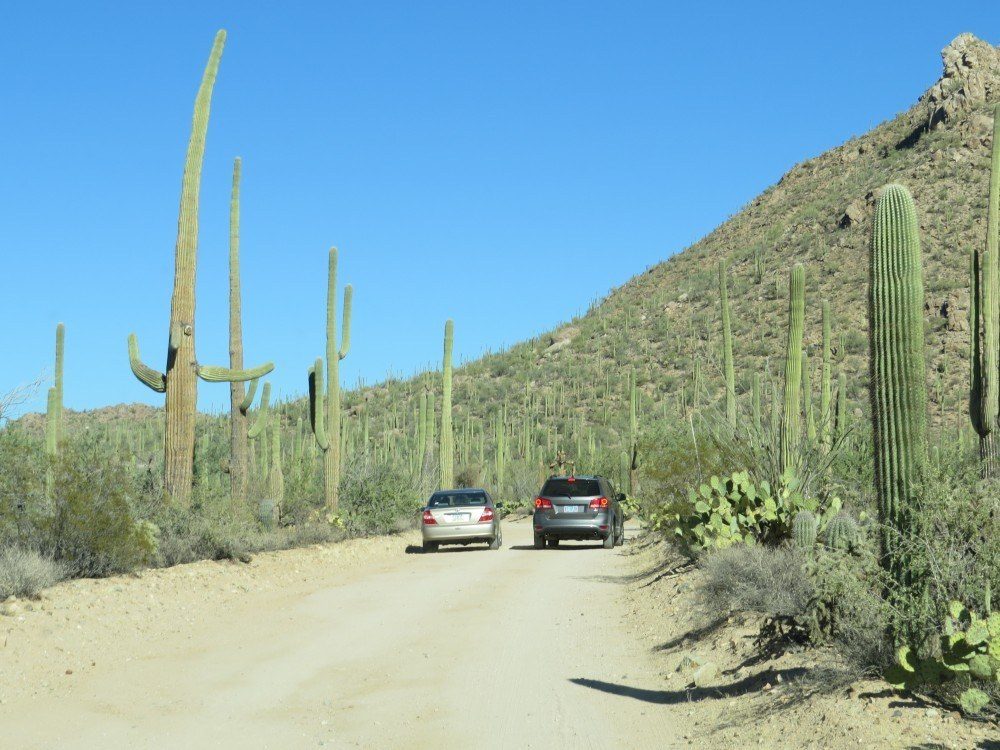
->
[0,520,683,749]
[2,520,997,749]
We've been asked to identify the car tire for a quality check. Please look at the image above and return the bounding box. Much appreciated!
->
[489,529,502,550]
[602,531,615,549]
[423,541,439,553]
[615,524,625,547]
[546,539,560,548]
[533,533,545,550]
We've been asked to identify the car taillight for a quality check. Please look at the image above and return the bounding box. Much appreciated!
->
[422,510,436,525]
[534,497,553,509]
[479,507,494,522]
[589,496,609,510]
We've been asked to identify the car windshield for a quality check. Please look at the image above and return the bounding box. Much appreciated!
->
[540,478,601,498]
[428,491,488,508]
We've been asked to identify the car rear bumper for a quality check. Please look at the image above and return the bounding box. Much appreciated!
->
[533,512,611,540]
[422,521,496,543]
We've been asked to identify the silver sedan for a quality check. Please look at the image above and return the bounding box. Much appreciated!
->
[421,488,502,552]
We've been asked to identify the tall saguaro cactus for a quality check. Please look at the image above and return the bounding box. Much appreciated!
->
[780,264,805,477]
[126,31,274,507]
[869,184,928,636]
[820,300,833,447]
[440,319,455,488]
[226,157,265,506]
[307,248,353,511]
[718,261,736,426]
[970,105,1000,476]
[53,323,65,444]
[628,369,640,495]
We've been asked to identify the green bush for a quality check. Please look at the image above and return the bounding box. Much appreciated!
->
[0,546,65,600]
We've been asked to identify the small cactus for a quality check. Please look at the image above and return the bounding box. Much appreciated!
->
[824,513,859,552]
[793,510,818,549]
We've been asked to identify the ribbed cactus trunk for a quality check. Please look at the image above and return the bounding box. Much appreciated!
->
[53,323,65,444]
[835,371,849,440]
[803,351,816,442]
[417,391,428,470]
[162,31,225,507]
[820,300,832,447]
[869,184,928,639]
[440,320,455,488]
[751,372,761,430]
[628,369,640,495]
[228,157,250,506]
[971,105,1000,477]
[324,249,352,511]
[268,413,285,509]
[718,261,736,426]
[780,264,805,478]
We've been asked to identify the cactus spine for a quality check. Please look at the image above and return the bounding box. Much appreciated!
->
[440,320,455,488]
[869,184,928,637]
[970,105,1000,476]
[718,261,736,426]
[126,31,273,506]
[792,510,818,549]
[780,264,805,477]
[307,248,353,511]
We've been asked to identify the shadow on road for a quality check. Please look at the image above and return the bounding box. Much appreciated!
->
[404,544,493,554]
[569,667,808,705]
[508,543,605,551]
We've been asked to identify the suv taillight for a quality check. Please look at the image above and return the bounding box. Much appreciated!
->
[588,496,609,510]
[422,510,436,525]
[534,497,553,509]
[479,507,494,522]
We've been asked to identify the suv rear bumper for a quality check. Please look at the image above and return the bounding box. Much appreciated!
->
[533,512,612,540]
[423,521,495,543]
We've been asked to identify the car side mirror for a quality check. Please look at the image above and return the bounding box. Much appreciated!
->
[495,501,505,509]
[617,493,626,503]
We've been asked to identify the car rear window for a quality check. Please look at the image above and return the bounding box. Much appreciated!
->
[540,479,601,498]
[428,492,488,508]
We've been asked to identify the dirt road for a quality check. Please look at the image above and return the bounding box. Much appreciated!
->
[0,519,684,749]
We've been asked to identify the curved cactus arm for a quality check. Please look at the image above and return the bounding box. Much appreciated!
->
[339,285,353,361]
[308,358,330,450]
[239,377,260,414]
[197,361,274,383]
[128,334,167,393]
[248,381,271,439]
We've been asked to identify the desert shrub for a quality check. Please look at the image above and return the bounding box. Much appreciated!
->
[339,455,421,536]
[42,442,159,577]
[0,546,65,599]
[698,543,814,620]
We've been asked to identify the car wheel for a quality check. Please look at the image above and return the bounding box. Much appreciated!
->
[489,530,502,550]
[602,531,615,549]
[615,523,625,546]
[547,539,560,548]
[533,533,545,550]
[423,541,439,553]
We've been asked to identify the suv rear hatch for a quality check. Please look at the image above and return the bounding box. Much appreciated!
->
[536,478,605,518]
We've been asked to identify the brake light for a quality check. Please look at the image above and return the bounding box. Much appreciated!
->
[479,507,494,523]
[534,497,553,509]
[567,476,576,483]
[422,510,436,525]
[589,496,609,510]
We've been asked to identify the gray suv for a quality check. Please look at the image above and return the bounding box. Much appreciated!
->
[532,475,625,549]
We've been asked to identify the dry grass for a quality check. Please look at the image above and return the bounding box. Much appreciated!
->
[0,546,64,600]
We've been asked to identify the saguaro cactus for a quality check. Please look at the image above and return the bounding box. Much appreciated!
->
[227,157,265,506]
[780,264,805,478]
[307,248,353,511]
[53,323,65,444]
[719,261,736,426]
[970,105,1000,476]
[440,319,455,488]
[628,369,640,495]
[126,31,274,507]
[820,300,833,447]
[869,184,928,635]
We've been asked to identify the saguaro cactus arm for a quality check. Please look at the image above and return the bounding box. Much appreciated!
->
[248,381,272,440]
[128,334,167,393]
[308,359,330,450]
[339,285,353,360]
[239,377,260,414]
[197,361,274,383]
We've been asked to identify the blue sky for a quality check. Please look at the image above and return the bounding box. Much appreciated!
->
[1,2,997,416]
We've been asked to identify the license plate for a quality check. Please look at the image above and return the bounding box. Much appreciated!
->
[561,506,581,513]
[447,513,471,523]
